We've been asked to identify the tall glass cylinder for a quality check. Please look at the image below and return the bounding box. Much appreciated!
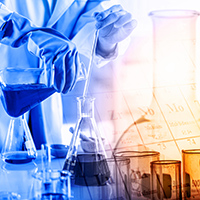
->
[135,10,200,160]
[150,10,199,86]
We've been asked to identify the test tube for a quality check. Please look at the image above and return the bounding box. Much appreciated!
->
[41,144,51,182]
[151,160,182,200]
[182,149,200,199]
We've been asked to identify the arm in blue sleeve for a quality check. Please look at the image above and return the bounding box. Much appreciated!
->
[0,4,81,94]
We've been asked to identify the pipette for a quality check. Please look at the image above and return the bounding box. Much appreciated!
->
[82,29,99,97]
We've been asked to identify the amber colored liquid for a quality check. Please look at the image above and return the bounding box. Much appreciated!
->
[0,84,55,117]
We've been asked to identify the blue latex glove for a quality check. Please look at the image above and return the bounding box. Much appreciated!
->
[0,10,82,94]
[95,4,137,58]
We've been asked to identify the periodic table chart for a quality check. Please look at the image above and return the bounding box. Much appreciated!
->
[85,22,200,161]
[62,45,200,162]
[62,6,200,162]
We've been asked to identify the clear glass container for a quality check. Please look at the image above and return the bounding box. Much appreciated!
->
[0,67,55,117]
[151,160,182,200]
[1,114,37,164]
[63,96,109,186]
[71,157,131,200]
[0,67,55,164]
[31,170,71,200]
[182,149,200,199]
[114,150,160,199]
[125,10,200,160]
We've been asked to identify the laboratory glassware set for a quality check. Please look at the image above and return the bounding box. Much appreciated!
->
[0,9,200,200]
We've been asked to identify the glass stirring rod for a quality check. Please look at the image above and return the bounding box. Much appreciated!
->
[83,29,99,97]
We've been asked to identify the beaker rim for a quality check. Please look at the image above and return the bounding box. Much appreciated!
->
[114,150,160,158]
[149,9,200,19]
[151,160,181,165]
[76,96,95,101]
[107,156,130,164]
[182,149,200,154]
[32,169,71,180]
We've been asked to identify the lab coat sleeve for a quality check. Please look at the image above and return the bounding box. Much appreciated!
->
[0,7,81,93]
[0,3,13,39]
[70,1,119,68]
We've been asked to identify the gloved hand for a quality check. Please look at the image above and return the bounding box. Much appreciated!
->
[94,4,137,58]
[0,6,83,94]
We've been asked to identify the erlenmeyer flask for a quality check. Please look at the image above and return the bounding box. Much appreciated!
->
[1,115,37,164]
[63,96,110,186]
[0,67,55,164]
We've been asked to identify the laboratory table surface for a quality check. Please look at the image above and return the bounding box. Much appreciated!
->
[0,150,118,200]
[0,150,67,199]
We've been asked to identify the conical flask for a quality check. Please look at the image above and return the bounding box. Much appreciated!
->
[63,96,110,186]
[1,115,37,164]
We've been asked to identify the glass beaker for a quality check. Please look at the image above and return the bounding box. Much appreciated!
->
[62,96,109,186]
[114,150,160,199]
[31,169,71,200]
[182,149,200,199]
[134,10,200,160]
[151,160,182,200]
[71,157,131,200]
[0,67,55,164]
[1,158,38,199]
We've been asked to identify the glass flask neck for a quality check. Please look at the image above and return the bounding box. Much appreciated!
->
[77,96,95,119]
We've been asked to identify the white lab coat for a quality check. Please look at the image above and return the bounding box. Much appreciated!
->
[0,0,113,149]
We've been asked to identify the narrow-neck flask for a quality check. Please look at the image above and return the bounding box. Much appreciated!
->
[63,96,110,186]
[1,115,37,164]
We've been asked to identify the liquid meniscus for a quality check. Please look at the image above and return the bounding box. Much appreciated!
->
[3,152,35,164]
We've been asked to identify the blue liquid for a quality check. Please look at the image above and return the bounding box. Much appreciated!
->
[31,193,68,200]
[74,154,110,186]
[3,152,35,164]
[41,193,68,200]
[0,84,55,117]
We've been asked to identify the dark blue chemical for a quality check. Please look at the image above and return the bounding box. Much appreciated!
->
[31,193,68,200]
[3,152,35,164]
[41,193,68,200]
[74,154,110,186]
[0,84,55,117]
